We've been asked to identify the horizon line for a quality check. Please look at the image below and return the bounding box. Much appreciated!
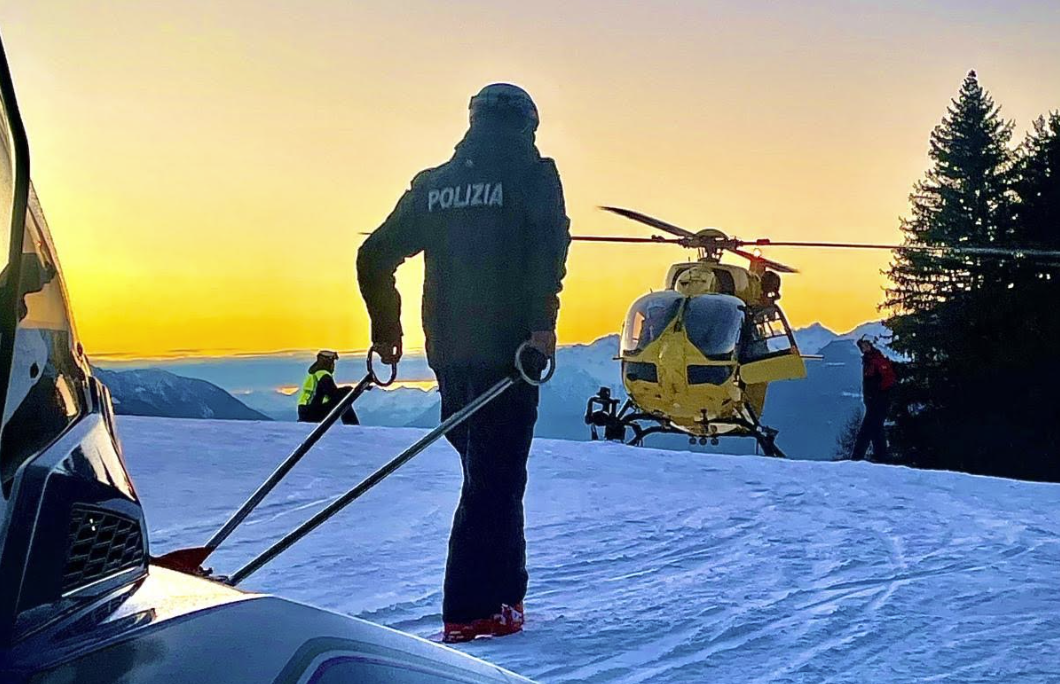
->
[86,319,883,364]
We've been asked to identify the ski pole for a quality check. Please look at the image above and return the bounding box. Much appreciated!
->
[153,351,397,574]
[226,342,554,586]
[207,356,398,548]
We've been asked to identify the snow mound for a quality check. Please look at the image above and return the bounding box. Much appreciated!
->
[122,416,1060,683]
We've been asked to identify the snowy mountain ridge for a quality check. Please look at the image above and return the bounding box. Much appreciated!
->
[793,320,891,355]
[93,367,270,422]
[92,322,883,458]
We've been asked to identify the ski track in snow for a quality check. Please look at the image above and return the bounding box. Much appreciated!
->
[121,416,1060,683]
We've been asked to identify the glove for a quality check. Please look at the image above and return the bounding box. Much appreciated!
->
[372,337,403,365]
[519,331,555,380]
[528,330,556,357]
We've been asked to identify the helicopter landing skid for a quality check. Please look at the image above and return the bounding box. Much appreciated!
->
[741,404,786,458]
[583,388,786,457]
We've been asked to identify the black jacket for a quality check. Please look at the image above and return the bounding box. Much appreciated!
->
[357,125,570,369]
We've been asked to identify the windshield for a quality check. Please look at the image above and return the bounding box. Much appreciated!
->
[0,89,12,259]
[1,188,89,489]
[621,291,684,354]
[685,295,744,359]
[0,62,19,501]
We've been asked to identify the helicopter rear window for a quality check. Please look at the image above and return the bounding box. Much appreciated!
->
[685,295,745,359]
[621,291,684,354]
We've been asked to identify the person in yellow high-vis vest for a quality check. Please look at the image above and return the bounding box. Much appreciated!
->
[296,350,359,425]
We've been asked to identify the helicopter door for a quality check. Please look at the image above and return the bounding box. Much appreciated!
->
[739,305,806,384]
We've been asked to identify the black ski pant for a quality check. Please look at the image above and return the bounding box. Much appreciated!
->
[436,365,539,623]
[297,387,360,425]
[851,395,889,461]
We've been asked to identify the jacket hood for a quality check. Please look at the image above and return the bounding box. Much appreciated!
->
[453,123,540,164]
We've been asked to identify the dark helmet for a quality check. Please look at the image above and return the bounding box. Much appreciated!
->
[317,349,339,363]
[469,83,539,132]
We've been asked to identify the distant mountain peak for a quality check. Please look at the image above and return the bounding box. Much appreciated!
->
[564,334,620,352]
[93,367,271,422]
[802,322,838,334]
[840,320,889,341]
[793,323,841,355]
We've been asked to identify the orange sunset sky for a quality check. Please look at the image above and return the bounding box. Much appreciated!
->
[1,2,1058,358]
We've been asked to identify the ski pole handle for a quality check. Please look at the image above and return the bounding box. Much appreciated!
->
[514,340,555,386]
[367,348,398,387]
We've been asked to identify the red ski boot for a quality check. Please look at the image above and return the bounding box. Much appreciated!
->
[442,603,524,644]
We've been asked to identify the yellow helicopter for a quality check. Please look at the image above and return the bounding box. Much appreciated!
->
[578,207,809,456]
[577,206,1060,457]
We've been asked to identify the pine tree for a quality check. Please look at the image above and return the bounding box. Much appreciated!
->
[1002,112,1060,480]
[1015,112,1060,248]
[884,71,1017,475]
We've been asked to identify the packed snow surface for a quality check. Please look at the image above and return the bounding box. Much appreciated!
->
[123,416,1060,683]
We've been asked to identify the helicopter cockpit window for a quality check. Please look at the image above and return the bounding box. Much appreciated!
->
[685,295,745,360]
[621,291,684,354]
[741,305,795,363]
[1,188,89,489]
[713,270,736,296]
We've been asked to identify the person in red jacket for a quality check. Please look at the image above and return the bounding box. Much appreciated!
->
[851,337,895,461]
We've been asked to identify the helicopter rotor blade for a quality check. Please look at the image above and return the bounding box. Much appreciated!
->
[571,235,684,244]
[727,247,799,273]
[599,206,698,239]
[739,239,1060,260]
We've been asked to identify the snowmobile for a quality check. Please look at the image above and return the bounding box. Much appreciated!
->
[0,33,534,683]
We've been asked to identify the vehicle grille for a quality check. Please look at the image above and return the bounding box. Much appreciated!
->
[63,504,145,594]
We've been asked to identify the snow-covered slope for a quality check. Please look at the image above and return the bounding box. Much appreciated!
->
[555,334,621,389]
[359,385,441,428]
[124,416,1060,683]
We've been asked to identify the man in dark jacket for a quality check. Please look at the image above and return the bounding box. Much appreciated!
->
[851,337,895,461]
[296,350,359,425]
[357,83,570,643]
